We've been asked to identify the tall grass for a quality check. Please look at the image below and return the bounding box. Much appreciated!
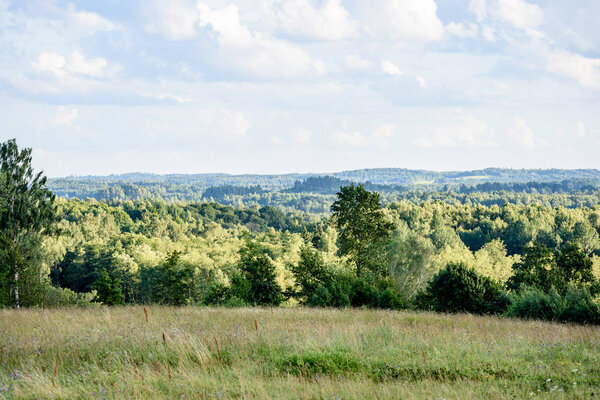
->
[0,306,599,399]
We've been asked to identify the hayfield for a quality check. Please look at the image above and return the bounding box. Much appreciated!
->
[0,307,599,399]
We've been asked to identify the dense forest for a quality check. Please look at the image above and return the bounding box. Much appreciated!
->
[2,139,600,324]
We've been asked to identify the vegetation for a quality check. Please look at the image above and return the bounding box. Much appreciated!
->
[0,139,58,308]
[1,306,599,399]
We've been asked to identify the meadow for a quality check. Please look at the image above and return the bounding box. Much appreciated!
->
[0,307,599,399]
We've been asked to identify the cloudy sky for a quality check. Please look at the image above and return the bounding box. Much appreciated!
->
[1,0,600,177]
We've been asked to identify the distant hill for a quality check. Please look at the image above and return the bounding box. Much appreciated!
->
[47,168,600,205]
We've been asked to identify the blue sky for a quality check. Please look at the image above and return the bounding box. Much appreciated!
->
[1,0,599,177]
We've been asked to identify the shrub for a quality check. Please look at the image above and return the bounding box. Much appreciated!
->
[204,282,231,305]
[41,285,96,307]
[308,281,351,308]
[560,286,600,324]
[417,263,503,314]
[377,287,405,310]
[506,286,564,321]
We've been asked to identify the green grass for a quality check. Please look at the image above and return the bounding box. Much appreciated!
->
[1,307,599,399]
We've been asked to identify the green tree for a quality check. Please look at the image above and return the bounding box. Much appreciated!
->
[556,242,597,293]
[0,139,58,308]
[91,269,124,305]
[238,241,283,306]
[158,251,195,306]
[506,244,560,294]
[331,184,393,277]
[290,245,329,304]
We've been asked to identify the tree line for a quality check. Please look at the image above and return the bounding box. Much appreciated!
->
[1,139,600,324]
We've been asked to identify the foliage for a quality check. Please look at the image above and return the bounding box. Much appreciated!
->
[506,286,565,321]
[91,269,125,305]
[290,245,329,304]
[507,243,599,295]
[0,139,58,307]
[331,184,393,277]
[417,263,504,314]
[560,286,600,324]
[237,241,284,306]
[41,285,96,307]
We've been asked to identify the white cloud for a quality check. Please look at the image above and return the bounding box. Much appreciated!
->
[196,3,324,79]
[576,120,586,138]
[333,130,366,147]
[290,128,312,144]
[145,0,199,40]
[196,108,250,138]
[370,123,396,148]
[413,114,497,148]
[33,51,107,78]
[482,26,495,41]
[68,51,107,78]
[508,117,535,148]
[51,106,78,126]
[381,61,402,76]
[345,54,370,69]
[495,0,543,30]
[546,50,600,90]
[416,75,427,88]
[276,0,359,40]
[446,22,479,39]
[67,6,116,32]
[469,0,488,22]
[356,0,444,42]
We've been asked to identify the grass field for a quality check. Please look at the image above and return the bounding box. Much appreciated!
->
[0,307,599,399]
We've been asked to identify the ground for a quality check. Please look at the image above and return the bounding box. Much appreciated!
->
[0,306,599,399]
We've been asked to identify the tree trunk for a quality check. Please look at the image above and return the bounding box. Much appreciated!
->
[13,270,19,309]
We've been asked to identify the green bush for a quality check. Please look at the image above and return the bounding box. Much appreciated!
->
[308,281,351,308]
[417,263,503,314]
[506,286,564,321]
[560,286,600,324]
[41,285,96,307]
[377,287,405,310]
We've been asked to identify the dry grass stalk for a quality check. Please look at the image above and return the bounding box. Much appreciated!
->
[143,307,148,323]
[52,362,58,386]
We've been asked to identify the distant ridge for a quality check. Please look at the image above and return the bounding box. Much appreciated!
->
[54,168,600,187]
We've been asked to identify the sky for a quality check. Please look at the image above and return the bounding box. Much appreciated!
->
[1,0,600,177]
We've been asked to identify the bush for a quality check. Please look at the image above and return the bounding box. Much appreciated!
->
[506,286,564,321]
[417,263,503,314]
[308,281,351,308]
[203,281,249,307]
[377,287,405,310]
[41,285,96,308]
[560,286,600,324]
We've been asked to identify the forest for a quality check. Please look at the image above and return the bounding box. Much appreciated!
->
[2,139,600,325]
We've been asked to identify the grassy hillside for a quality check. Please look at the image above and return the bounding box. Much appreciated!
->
[1,307,598,399]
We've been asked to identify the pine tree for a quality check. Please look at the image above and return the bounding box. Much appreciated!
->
[0,139,58,308]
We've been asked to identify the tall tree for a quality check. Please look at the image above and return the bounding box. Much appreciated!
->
[331,184,393,277]
[0,139,58,308]
[238,241,283,306]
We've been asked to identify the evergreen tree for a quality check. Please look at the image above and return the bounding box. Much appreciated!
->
[0,139,58,308]
[91,269,124,305]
